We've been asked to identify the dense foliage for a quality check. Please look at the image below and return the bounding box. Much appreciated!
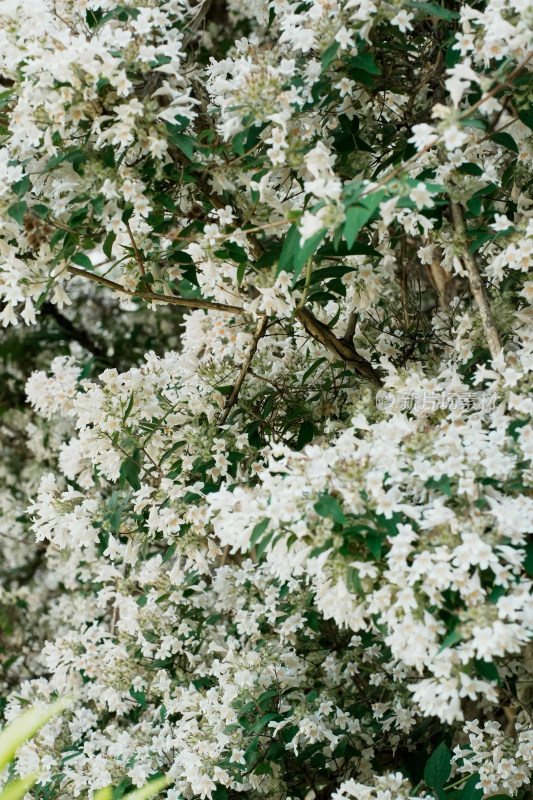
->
[1,0,533,799]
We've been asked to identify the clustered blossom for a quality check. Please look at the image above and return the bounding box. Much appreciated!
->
[0,0,533,799]
[453,719,533,795]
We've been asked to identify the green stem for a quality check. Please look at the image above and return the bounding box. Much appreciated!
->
[296,257,313,310]
[443,773,472,791]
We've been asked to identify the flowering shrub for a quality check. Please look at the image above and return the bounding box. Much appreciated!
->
[0,0,533,798]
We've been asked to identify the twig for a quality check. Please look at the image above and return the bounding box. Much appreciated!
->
[295,306,383,387]
[459,49,533,120]
[110,561,128,637]
[165,218,289,242]
[125,220,146,276]
[361,49,533,200]
[183,0,214,47]
[66,264,247,315]
[450,202,502,361]
[341,308,359,345]
[220,545,230,566]
[219,315,269,424]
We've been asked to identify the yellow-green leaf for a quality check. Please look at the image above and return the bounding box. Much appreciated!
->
[0,698,71,772]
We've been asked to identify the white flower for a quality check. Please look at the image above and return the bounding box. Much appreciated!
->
[391,10,414,32]
[305,141,336,178]
[299,210,325,244]
[442,125,468,150]
[409,183,434,209]
[408,123,438,150]
[335,26,355,49]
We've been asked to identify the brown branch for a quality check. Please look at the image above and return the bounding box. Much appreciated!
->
[66,264,246,315]
[425,247,456,311]
[295,307,383,387]
[450,203,502,361]
[219,315,269,424]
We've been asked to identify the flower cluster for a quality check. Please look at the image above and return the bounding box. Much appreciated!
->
[0,0,533,799]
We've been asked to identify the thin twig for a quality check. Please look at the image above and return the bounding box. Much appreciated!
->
[125,220,146,276]
[459,49,533,120]
[361,49,533,200]
[219,316,269,424]
[450,202,502,361]
[66,264,247,315]
[182,0,214,47]
[165,217,289,242]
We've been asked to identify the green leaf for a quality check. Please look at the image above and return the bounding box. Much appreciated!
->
[459,773,483,800]
[277,224,300,274]
[490,131,519,153]
[350,52,381,74]
[71,253,93,271]
[120,458,141,491]
[251,712,281,733]
[232,129,247,156]
[293,228,326,283]
[94,789,113,800]
[156,192,177,212]
[280,724,299,743]
[406,0,459,20]
[254,761,272,776]
[425,475,452,497]
[0,89,14,108]
[43,152,67,171]
[169,132,195,160]
[7,200,27,225]
[438,629,462,652]
[524,541,533,577]
[12,174,30,197]
[473,658,499,682]
[250,518,270,547]
[103,231,117,259]
[458,162,483,177]
[302,357,327,383]
[518,109,533,130]
[122,776,169,800]
[347,566,363,594]
[344,191,384,248]
[365,530,384,559]
[296,420,314,450]
[424,742,452,790]
[314,493,347,524]
[466,196,482,216]
[0,699,71,772]
[32,204,50,219]
[322,41,340,71]
[129,688,146,707]
[0,774,39,800]
[237,261,246,284]
[256,530,274,558]
[68,206,88,228]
